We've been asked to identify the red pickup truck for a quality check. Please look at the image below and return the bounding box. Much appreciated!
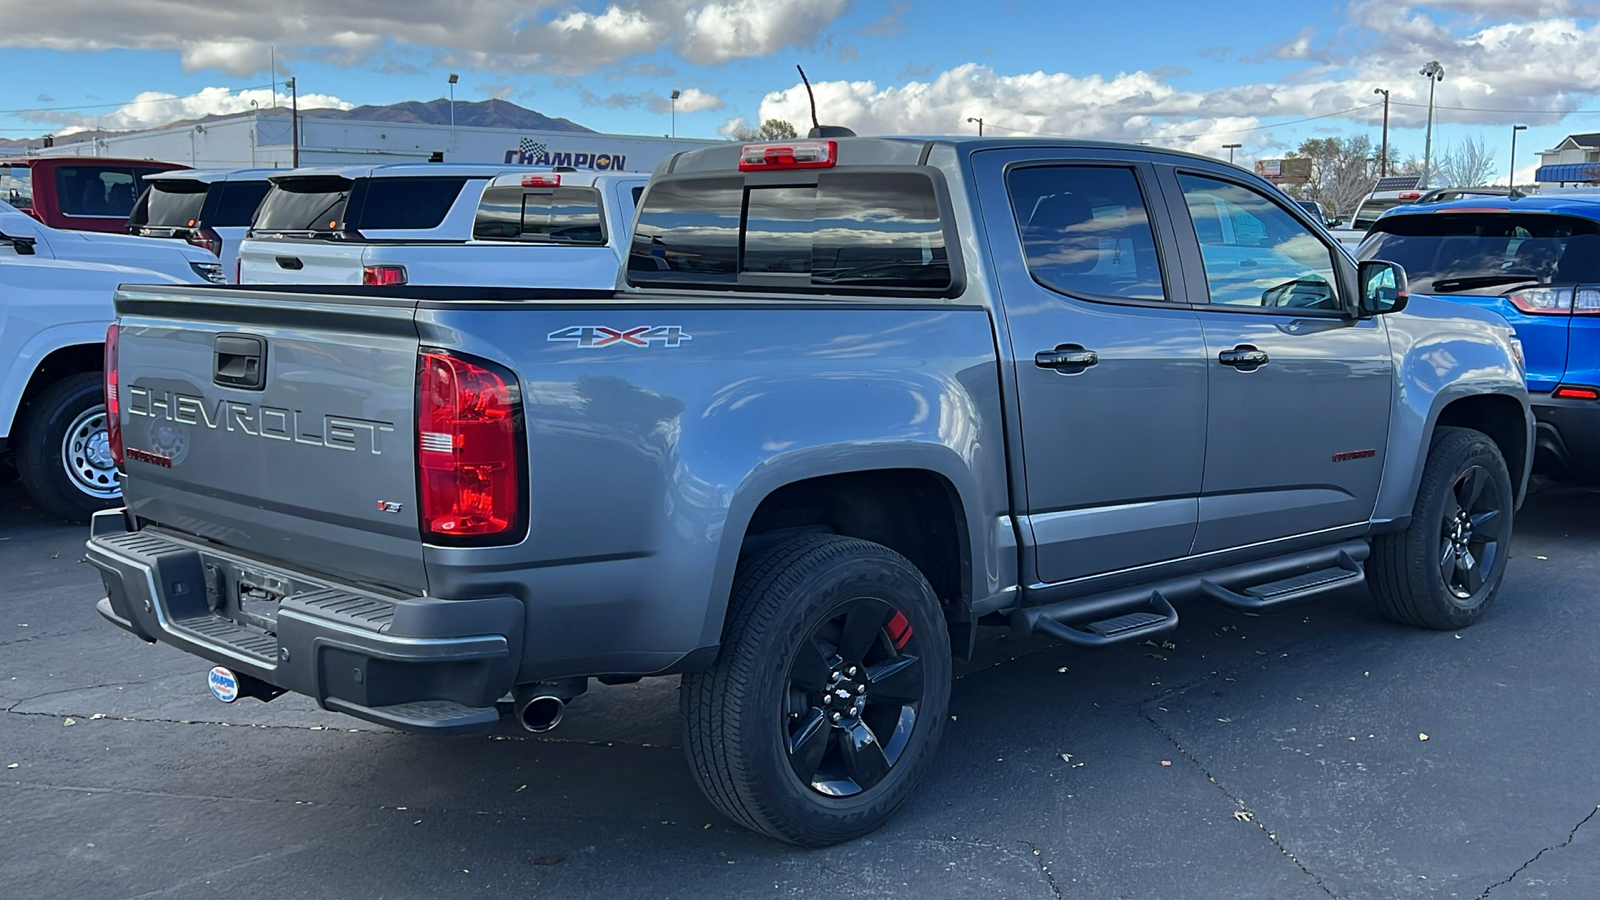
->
[0,157,182,233]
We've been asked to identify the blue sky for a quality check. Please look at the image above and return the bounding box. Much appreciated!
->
[4,0,1600,181]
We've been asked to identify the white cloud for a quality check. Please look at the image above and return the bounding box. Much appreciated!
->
[668,88,724,114]
[0,0,852,75]
[582,86,725,113]
[39,87,351,135]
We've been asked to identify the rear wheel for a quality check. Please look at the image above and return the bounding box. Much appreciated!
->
[1369,426,1513,630]
[14,373,120,523]
[681,534,951,846]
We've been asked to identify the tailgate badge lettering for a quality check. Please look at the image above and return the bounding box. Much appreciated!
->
[126,385,395,455]
[377,500,404,514]
[207,667,240,703]
[548,325,691,348]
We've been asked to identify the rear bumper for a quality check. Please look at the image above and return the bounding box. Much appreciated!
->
[86,510,523,734]
[1531,393,1600,483]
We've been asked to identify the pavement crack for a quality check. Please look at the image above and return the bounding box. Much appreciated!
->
[1477,804,1600,898]
[1139,705,1338,899]
[1014,840,1062,899]
[3,680,154,712]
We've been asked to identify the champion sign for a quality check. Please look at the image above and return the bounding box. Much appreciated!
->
[504,142,628,171]
[208,666,240,703]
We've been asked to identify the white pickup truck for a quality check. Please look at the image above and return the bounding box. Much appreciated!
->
[0,199,219,519]
[238,166,647,287]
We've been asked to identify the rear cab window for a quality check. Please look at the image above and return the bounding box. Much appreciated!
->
[1360,211,1600,294]
[56,165,144,218]
[474,184,606,244]
[627,167,956,295]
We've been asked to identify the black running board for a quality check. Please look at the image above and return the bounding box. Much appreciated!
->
[1012,591,1179,649]
[1200,550,1365,611]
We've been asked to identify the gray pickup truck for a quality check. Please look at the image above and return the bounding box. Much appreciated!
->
[89,136,1533,846]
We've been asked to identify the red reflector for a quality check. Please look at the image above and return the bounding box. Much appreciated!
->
[363,265,407,286]
[104,324,123,471]
[521,174,561,187]
[1553,385,1600,400]
[738,140,837,171]
[417,350,523,540]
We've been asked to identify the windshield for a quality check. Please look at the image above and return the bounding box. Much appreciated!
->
[0,165,32,212]
[1359,212,1600,293]
[252,177,352,232]
[1352,198,1405,229]
[132,180,208,228]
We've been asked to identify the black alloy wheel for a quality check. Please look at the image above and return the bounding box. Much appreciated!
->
[1439,464,1508,601]
[783,598,925,797]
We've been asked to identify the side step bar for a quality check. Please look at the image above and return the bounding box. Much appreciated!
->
[1013,540,1369,649]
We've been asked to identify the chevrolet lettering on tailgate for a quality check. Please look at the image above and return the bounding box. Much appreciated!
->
[126,385,396,455]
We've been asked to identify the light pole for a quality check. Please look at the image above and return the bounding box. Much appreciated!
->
[1509,124,1527,189]
[249,100,259,167]
[1419,60,1445,187]
[190,125,204,166]
[1223,142,1241,164]
[1373,87,1390,176]
[286,77,299,168]
[447,73,458,151]
[967,116,984,136]
[670,89,680,139]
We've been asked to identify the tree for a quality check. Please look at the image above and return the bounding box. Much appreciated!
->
[731,119,799,141]
[1433,136,1496,187]
[1283,136,1379,219]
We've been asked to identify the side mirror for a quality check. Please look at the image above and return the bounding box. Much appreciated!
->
[1358,259,1408,316]
[0,230,35,255]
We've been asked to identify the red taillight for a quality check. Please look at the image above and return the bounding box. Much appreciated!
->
[1507,288,1572,315]
[363,265,407,286]
[1398,191,1421,200]
[185,226,222,256]
[738,140,837,171]
[1553,385,1600,400]
[417,350,523,540]
[104,324,123,471]
[521,174,561,187]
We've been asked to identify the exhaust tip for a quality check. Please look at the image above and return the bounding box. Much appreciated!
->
[519,695,565,733]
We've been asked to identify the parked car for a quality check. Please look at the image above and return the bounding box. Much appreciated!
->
[1294,198,1339,227]
[1330,175,1426,248]
[1358,194,1600,482]
[239,169,646,287]
[91,136,1531,847]
[236,163,587,285]
[1416,186,1522,205]
[128,168,275,282]
[0,199,221,520]
[0,157,183,233]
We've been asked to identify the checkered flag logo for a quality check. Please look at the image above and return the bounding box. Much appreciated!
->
[518,138,547,160]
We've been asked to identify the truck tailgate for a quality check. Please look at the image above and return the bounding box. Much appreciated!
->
[113,286,426,593]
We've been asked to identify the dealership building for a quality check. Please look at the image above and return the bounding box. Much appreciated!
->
[10,110,719,173]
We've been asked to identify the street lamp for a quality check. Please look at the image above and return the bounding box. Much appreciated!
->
[967,116,984,136]
[448,73,459,151]
[190,124,205,166]
[1419,60,1445,187]
[1223,142,1242,164]
[1373,87,1391,177]
[285,77,299,168]
[1509,124,1527,189]
[670,89,680,139]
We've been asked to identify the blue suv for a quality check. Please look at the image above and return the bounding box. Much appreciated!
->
[1359,195,1600,482]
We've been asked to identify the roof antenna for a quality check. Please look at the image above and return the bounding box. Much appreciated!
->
[796,65,855,139]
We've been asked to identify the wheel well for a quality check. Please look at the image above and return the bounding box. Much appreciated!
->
[741,469,970,616]
[1436,394,1528,496]
[15,344,103,427]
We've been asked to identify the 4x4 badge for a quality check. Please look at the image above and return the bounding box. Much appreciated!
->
[547,325,691,348]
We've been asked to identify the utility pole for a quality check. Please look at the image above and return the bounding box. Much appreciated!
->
[670,89,680,139]
[967,116,983,136]
[1223,142,1241,164]
[448,73,459,151]
[1373,88,1390,176]
[1509,124,1527,189]
[1419,61,1445,187]
[287,77,299,168]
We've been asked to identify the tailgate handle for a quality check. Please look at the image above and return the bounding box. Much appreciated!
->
[276,256,304,270]
[214,335,266,390]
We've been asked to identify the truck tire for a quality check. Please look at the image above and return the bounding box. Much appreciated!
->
[681,534,952,846]
[14,372,121,523]
[1369,426,1513,630]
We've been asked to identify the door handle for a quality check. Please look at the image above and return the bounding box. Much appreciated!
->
[1035,345,1099,373]
[275,256,304,270]
[1218,344,1269,371]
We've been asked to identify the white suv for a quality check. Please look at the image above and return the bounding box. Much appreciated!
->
[128,168,276,282]
[237,165,646,288]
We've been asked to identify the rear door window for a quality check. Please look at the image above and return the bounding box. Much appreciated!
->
[473,186,605,244]
[628,171,953,294]
[352,177,469,230]
[1006,165,1167,302]
[1360,212,1600,293]
[132,180,208,227]
[56,165,144,217]
[207,180,273,227]
[253,177,353,233]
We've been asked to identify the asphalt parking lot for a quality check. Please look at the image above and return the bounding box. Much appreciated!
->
[1,477,1596,900]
